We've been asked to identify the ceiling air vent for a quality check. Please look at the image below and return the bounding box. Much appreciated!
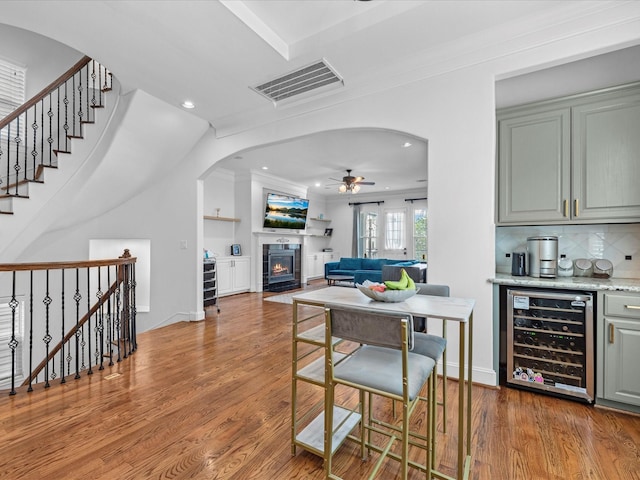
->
[251,59,343,105]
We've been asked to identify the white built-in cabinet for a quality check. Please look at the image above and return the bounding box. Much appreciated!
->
[305,251,340,282]
[216,256,250,296]
[497,83,640,225]
[322,251,339,264]
[597,291,640,413]
[305,253,325,280]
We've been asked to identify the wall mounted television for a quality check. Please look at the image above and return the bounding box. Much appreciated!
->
[263,193,309,230]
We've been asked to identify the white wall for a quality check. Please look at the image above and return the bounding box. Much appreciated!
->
[189,22,640,386]
[0,23,84,99]
[203,169,237,257]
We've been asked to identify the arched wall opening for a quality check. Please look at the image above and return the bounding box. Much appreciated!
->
[199,126,429,295]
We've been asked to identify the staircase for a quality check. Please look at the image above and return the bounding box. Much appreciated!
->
[0,56,112,215]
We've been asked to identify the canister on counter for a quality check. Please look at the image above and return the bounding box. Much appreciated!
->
[593,259,613,278]
[574,259,593,277]
[557,258,573,277]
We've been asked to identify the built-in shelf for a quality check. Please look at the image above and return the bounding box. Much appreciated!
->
[307,218,332,238]
[204,215,240,222]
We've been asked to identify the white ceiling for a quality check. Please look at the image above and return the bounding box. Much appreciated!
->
[1,1,639,197]
[217,128,428,197]
[210,2,640,198]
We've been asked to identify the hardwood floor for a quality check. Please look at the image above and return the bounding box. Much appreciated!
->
[1,283,639,480]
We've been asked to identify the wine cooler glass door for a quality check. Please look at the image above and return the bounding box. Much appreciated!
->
[507,289,594,403]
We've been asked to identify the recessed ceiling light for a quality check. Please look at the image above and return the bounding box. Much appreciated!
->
[181,100,195,109]
[262,166,269,170]
[315,182,321,187]
[402,142,412,148]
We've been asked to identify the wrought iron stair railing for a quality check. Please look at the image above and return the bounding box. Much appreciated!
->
[0,55,112,213]
[0,250,136,395]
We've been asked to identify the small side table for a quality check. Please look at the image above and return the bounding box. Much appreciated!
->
[326,274,355,286]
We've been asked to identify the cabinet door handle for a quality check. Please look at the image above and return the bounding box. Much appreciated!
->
[574,199,579,217]
[609,323,614,344]
[625,305,640,310]
[563,200,568,217]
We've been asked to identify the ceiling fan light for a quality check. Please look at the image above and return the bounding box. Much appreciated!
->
[338,184,347,193]
[352,184,360,193]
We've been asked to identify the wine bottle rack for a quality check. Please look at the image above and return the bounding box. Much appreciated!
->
[507,289,594,403]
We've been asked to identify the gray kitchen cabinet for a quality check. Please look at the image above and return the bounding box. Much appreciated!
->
[597,291,640,413]
[497,83,640,225]
[497,107,570,224]
[572,90,640,221]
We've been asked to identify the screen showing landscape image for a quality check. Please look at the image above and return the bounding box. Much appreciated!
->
[263,193,309,229]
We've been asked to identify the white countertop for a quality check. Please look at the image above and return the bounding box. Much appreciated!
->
[491,273,640,293]
[292,286,475,322]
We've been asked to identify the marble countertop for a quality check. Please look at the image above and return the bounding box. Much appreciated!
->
[491,273,640,293]
[293,286,475,322]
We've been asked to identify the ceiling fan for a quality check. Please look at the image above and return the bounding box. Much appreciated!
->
[330,169,375,193]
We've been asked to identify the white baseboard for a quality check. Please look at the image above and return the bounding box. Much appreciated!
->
[437,361,497,387]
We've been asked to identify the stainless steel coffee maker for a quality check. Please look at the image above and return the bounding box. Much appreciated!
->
[527,236,558,278]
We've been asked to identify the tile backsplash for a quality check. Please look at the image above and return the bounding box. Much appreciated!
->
[496,223,640,279]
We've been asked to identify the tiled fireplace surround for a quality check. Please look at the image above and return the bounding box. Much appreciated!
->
[256,233,304,293]
[496,223,640,279]
[262,243,301,292]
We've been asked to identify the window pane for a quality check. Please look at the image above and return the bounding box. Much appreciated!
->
[359,211,378,258]
[384,210,405,250]
[414,208,427,261]
[0,59,26,144]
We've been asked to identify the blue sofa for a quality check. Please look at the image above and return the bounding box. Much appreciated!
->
[324,257,421,285]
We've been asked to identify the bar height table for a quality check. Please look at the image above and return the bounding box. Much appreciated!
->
[291,286,475,479]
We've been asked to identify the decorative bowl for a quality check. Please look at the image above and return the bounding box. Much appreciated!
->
[356,281,418,303]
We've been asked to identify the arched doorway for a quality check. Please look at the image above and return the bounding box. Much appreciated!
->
[201,127,428,292]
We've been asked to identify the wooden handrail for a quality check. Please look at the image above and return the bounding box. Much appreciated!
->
[0,55,92,131]
[0,256,136,272]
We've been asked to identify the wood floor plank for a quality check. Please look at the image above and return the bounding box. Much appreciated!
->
[1,282,639,479]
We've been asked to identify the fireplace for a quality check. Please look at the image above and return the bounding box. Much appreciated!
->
[263,243,301,292]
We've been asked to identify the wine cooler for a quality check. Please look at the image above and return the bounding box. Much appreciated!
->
[507,289,594,403]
